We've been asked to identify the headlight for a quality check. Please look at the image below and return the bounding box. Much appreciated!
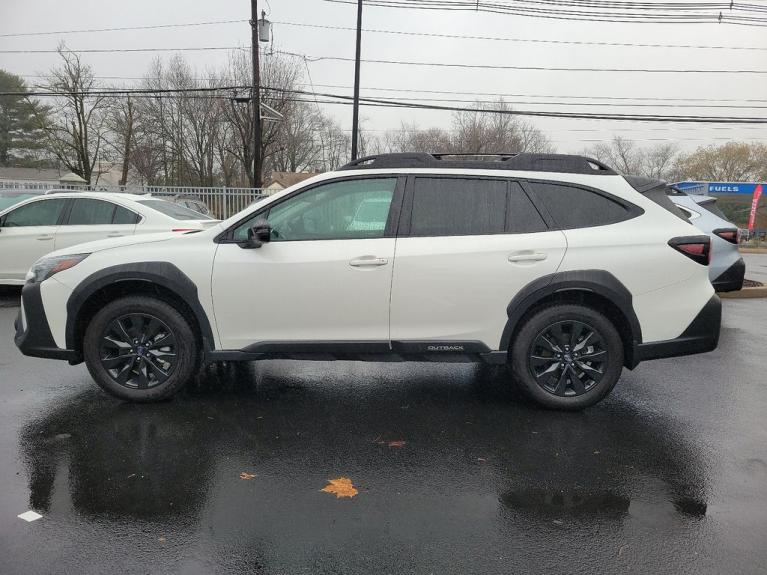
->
[26,254,90,284]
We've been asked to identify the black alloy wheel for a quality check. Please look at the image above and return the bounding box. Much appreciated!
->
[509,304,624,410]
[528,320,607,397]
[99,314,178,389]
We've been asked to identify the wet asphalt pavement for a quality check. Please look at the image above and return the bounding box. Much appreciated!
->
[743,253,767,283]
[0,289,766,574]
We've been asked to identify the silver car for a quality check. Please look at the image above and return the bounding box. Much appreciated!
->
[670,191,744,292]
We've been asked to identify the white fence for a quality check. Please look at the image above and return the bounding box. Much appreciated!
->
[0,180,265,219]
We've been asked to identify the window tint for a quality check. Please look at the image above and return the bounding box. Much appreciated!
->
[508,181,547,233]
[137,199,213,220]
[1,199,67,227]
[529,182,632,229]
[113,205,140,224]
[410,177,507,236]
[66,199,116,225]
[233,178,397,242]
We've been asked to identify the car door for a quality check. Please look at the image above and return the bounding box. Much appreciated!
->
[54,198,139,251]
[0,198,68,283]
[389,176,567,351]
[211,176,403,350]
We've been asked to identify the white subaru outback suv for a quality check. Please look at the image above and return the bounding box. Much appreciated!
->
[14,153,721,410]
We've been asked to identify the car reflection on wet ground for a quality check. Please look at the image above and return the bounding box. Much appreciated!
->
[0,295,765,574]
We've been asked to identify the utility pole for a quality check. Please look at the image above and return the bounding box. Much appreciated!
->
[251,0,262,187]
[350,0,363,161]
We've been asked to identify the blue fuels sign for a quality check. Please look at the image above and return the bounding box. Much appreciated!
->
[676,182,763,195]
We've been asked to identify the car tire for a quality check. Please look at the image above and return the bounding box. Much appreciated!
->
[83,296,198,402]
[509,304,624,410]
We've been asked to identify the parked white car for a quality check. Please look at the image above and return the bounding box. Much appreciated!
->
[0,191,217,285]
[14,153,721,410]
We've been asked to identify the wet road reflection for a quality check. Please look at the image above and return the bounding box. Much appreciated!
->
[16,360,712,572]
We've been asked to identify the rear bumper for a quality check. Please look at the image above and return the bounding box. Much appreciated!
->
[712,257,745,292]
[629,294,721,368]
[14,282,79,362]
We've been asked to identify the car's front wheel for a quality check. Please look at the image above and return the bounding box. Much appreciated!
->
[83,296,199,402]
[510,304,624,410]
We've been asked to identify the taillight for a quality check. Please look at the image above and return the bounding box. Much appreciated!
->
[713,228,738,244]
[668,235,711,266]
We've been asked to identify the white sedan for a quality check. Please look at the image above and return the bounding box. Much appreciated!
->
[0,191,218,285]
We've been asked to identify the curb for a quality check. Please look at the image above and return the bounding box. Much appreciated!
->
[739,248,767,254]
[720,286,767,299]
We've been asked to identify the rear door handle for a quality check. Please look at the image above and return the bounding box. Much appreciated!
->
[107,233,125,238]
[349,256,389,268]
[508,252,547,263]
[36,235,54,241]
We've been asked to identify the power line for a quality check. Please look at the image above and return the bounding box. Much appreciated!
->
[3,16,766,51]
[0,46,247,54]
[282,51,767,74]
[9,45,767,74]
[13,74,767,105]
[323,0,767,25]
[0,19,248,38]
[6,84,767,124]
[273,20,767,51]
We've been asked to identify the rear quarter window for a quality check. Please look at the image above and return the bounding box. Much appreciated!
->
[528,181,636,229]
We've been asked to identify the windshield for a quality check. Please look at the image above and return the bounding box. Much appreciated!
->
[137,199,213,220]
[0,192,40,211]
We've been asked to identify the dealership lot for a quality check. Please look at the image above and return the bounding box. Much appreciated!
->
[0,290,765,574]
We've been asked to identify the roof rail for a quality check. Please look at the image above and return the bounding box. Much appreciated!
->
[339,152,617,175]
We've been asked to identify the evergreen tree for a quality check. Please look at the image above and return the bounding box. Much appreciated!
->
[0,70,49,166]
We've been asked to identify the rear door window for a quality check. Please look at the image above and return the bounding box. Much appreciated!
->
[66,199,116,225]
[409,177,507,236]
[508,181,547,233]
[528,181,634,229]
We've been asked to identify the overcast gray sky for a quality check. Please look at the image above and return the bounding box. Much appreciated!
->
[1,0,766,152]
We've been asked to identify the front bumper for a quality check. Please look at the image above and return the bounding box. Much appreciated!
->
[712,257,745,292]
[14,281,79,362]
[629,294,721,367]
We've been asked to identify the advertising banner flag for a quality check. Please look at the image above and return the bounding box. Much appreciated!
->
[748,184,763,232]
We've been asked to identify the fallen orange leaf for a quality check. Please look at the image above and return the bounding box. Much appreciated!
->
[240,472,257,480]
[321,477,358,498]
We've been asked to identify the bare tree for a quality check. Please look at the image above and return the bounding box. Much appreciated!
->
[451,101,553,154]
[642,142,679,180]
[584,136,644,175]
[35,46,109,184]
[270,100,321,173]
[103,95,135,186]
[316,116,350,171]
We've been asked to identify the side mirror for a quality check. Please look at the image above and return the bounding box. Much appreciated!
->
[239,219,271,249]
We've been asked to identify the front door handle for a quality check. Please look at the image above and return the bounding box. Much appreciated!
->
[107,233,125,238]
[36,235,54,241]
[349,256,389,268]
[508,251,547,263]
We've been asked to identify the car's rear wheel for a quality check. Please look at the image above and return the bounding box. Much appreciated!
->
[510,304,624,410]
[83,296,198,402]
